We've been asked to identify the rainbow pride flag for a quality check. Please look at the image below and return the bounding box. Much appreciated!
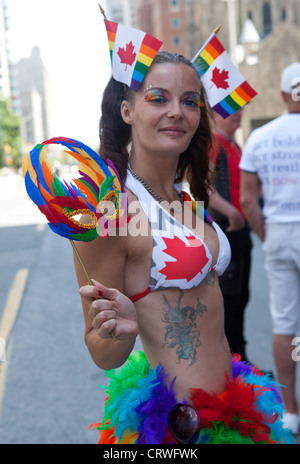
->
[192,33,257,118]
[104,19,162,91]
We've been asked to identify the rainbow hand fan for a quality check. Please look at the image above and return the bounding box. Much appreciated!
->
[22,136,127,341]
[22,136,127,242]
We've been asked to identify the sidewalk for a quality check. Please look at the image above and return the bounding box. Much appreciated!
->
[0,173,47,227]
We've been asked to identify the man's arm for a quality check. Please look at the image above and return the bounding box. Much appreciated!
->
[209,189,246,232]
[240,170,265,241]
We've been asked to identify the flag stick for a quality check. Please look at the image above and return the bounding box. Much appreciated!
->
[98,3,107,19]
[69,239,93,286]
[214,24,222,35]
[69,239,117,342]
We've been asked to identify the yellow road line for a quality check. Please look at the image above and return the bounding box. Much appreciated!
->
[0,268,29,418]
[0,268,29,341]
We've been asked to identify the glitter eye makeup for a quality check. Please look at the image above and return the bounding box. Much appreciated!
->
[183,92,205,108]
[144,88,166,103]
[144,87,204,108]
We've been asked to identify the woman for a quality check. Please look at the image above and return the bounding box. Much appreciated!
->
[76,52,290,444]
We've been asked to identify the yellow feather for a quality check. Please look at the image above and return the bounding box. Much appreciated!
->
[74,147,103,174]
[22,152,37,184]
[119,431,139,444]
[77,161,100,185]
[39,146,53,174]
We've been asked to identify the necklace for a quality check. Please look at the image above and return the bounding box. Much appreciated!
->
[128,166,183,213]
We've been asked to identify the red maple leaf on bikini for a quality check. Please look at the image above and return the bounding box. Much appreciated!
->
[211,67,230,90]
[160,235,209,283]
[117,41,136,71]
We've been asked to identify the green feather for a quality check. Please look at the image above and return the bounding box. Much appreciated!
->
[52,173,67,197]
[99,352,149,431]
[78,178,98,199]
[71,229,98,242]
[99,175,115,201]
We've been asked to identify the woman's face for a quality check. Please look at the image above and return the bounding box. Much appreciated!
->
[121,62,202,158]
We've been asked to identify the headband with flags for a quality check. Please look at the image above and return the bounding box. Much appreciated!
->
[101,9,257,117]
[104,19,163,91]
[192,32,257,118]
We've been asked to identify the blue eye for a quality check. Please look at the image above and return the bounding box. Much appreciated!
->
[183,93,204,108]
[183,99,198,107]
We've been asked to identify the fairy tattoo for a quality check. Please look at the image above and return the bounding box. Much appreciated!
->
[162,290,207,366]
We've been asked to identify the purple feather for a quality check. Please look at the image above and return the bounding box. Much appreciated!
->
[107,159,125,193]
[135,367,178,444]
[63,180,80,200]
[78,170,100,196]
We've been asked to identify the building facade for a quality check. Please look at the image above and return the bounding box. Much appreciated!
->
[0,0,11,100]
[16,47,53,149]
[144,0,190,57]
[105,0,139,27]
[1,2,53,151]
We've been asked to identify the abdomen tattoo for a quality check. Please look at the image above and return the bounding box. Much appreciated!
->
[162,290,207,366]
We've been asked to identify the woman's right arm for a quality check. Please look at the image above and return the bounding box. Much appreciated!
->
[74,233,138,370]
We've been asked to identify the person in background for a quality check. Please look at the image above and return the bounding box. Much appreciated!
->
[209,108,252,363]
[240,62,300,435]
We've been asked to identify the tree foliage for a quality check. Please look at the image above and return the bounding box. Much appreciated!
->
[0,99,21,168]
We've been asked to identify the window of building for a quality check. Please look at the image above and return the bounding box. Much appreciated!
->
[262,2,272,37]
[172,17,180,28]
[281,8,287,21]
[173,35,181,46]
[170,0,180,10]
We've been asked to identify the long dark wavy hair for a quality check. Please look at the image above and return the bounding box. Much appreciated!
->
[99,51,214,207]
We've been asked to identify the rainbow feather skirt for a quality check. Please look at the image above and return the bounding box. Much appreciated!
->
[90,352,293,445]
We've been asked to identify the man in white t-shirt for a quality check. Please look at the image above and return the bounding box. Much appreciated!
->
[240,62,300,435]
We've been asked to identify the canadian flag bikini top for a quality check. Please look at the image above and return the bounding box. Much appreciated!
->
[125,169,231,296]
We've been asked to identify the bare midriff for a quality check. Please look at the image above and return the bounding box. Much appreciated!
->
[133,279,232,402]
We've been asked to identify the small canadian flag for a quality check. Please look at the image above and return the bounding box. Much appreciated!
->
[200,50,249,108]
[104,20,162,91]
[192,32,257,117]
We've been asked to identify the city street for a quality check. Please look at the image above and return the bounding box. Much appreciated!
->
[0,173,299,444]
